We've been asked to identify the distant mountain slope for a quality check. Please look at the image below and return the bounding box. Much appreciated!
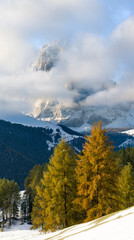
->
[2,206,134,240]
[0,119,83,189]
[0,141,33,189]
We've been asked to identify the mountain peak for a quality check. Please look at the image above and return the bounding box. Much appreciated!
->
[31,41,63,71]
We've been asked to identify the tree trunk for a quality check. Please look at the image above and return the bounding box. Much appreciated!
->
[64,183,68,227]
[63,170,68,228]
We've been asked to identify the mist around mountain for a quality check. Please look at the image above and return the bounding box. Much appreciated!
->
[31,41,65,72]
[29,41,134,131]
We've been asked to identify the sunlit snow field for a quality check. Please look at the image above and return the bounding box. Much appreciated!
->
[0,206,134,240]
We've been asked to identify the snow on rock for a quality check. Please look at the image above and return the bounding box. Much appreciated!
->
[119,129,134,148]
[31,41,64,71]
[122,129,134,136]
[119,139,134,148]
[1,206,134,240]
[0,113,82,150]
[32,99,134,132]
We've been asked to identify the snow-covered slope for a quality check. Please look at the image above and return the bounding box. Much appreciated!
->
[1,206,134,240]
[122,129,134,136]
[118,129,134,148]
[0,112,60,129]
[0,113,83,152]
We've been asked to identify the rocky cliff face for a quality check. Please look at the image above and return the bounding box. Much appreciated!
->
[31,41,63,71]
[32,99,134,131]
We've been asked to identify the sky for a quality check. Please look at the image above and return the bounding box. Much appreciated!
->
[0,0,134,113]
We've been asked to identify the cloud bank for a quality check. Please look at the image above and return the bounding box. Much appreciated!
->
[0,0,134,113]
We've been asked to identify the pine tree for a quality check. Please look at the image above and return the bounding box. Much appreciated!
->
[75,122,119,222]
[31,139,77,231]
[118,162,134,209]
[116,148,127,168]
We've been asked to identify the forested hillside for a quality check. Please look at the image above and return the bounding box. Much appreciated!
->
[0,119,133,189]
[0,142,34,188]
[0,120,83,189]
[0,120,54,189]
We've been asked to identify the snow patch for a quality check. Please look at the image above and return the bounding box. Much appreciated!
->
[122,129,134,136]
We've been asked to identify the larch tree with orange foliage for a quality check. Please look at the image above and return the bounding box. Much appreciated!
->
[31,138,77,231]
[75,122,119,222]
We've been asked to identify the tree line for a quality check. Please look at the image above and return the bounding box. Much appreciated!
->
[24,122,134,232]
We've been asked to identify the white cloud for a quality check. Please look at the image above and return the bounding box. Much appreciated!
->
[0,0,103,72]
[0,30,35,74]
[53,34,115,91]
[111,16,134,68]
[84,76,134,106]
[0,0,102,40]
[0,0,134,113]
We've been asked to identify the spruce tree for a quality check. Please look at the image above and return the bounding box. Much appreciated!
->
[0,179,20,226]
[118,162,134,209]
[75,122,119,221]
[31,139,77,231]
[31,183,47,229]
